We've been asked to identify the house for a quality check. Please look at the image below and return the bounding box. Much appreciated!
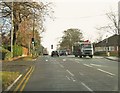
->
[94,34,120,56]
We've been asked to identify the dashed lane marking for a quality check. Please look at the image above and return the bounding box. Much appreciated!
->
[66,76,70,80]
[66,70,74,76]
[83,64,93,68]
[97,68,115,76]
[71,77,76,82]
[90,63,101,67]
[81,82,94,93]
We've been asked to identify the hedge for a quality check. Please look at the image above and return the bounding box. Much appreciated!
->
[13,45,23,57]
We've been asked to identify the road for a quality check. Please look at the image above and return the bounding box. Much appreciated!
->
[11,55,118,92]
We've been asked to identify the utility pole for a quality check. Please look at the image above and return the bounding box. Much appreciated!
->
[118,2,120,58]
[11,1,13,58]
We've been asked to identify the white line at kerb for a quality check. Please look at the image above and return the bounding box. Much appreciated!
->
[66,70,74,76]
[5,74,22,91]
[97,68,115,76]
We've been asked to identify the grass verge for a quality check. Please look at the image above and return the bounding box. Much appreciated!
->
[0,71,20,90]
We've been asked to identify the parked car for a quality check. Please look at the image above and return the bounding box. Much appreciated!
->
[51,51,59,57]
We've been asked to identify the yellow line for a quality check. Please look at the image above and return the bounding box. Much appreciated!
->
[20,66,35,92]
[14,67,33,92]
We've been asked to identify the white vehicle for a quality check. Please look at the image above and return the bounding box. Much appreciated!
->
[73,40,94,58]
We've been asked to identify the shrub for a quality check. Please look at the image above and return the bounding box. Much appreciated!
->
[13,45,23,57]
[0,48,11,60]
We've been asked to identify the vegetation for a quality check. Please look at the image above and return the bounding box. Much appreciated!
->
[0,1,53,58]
[58,28,83,52]
[0,71,20,90]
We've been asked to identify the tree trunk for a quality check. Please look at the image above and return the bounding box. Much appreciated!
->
[13,23,18,45]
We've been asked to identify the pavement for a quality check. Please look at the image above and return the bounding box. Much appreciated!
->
[105,56,120,62]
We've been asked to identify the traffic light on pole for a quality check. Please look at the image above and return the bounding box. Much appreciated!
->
[32,38,34,44]
[51,45,53,49]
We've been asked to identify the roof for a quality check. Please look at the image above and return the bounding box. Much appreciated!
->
[95,34,120,47]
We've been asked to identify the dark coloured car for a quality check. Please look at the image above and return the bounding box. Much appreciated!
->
[59,50,67,56]
[51,51,59,57]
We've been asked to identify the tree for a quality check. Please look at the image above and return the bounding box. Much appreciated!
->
[0,1,53,45]
[96,10,118,35]
[59,28,83,51]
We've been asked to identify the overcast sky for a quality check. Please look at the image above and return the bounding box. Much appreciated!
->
[41,0,119,53]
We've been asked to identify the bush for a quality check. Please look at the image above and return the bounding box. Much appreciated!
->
[94,51,107,56]
[5,52,12,60]
[0,48,11,60]
[13,45,23,57]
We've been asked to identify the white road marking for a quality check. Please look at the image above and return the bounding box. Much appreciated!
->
[66,76,70,80]
[45,59,48,61]
[75,61,79,63]
[97,68,115,76]
[63,59,66,61]
[79,72,84,76]
[60,64,64,68]
[5,74,22,91]
[90,64,101,67]
[84,64,93,68]
[107,75,113,78]
[66,70,74,76]
[71,77,76,82]
[81,82,93,92]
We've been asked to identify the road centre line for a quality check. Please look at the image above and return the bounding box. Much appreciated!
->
[83,64,93,68]
[97,68,115,76]
[81,82,94,92]
[20,66,35,91]
[5,74,22,91]
[66,70,74,76]
[14,66,33,92]
[90,63,101,67]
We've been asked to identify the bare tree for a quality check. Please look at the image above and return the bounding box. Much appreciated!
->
[96,10,118,35]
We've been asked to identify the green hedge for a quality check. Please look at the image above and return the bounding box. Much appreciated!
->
[0,48,12,60]
[94,51,107,56]
[13,45,23,57]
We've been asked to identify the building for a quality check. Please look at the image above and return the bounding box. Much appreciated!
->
[94,34,120,56]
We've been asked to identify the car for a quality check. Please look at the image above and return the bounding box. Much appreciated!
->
[59,50,67,56]
[51,51,59,57]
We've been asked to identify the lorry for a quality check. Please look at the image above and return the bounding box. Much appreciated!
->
[73,40,94,58]
[43,48,49,55]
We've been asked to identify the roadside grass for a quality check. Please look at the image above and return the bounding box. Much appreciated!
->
[0,71,20,90]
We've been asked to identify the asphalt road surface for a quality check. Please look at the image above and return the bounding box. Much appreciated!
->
[13,55,118,92]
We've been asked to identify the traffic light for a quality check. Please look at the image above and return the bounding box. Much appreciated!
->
[51,45,53,49]
[32,38,34,44]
